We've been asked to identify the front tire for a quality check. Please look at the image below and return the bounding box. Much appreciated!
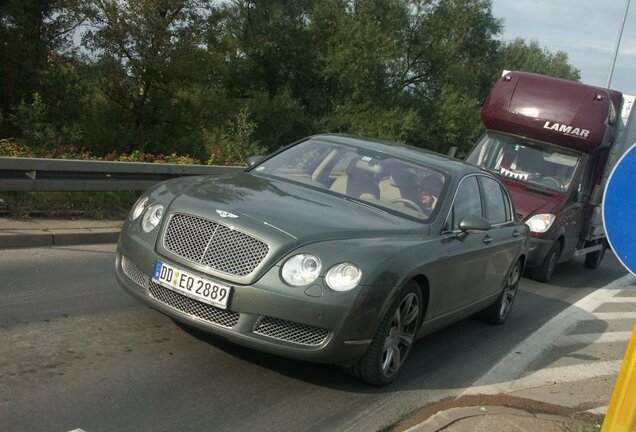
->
[531,242,561,283]
[345,281,422,386]
[480,260,521,325]
[585,240,606,269]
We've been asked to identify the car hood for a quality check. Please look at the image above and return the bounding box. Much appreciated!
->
[169,172,423,242]
[158,173,426,284]
[503,179,569,221]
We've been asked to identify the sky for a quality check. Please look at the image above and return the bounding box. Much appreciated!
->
[491,0,636,96]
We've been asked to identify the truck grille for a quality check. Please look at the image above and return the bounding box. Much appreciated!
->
[254,316,330,346]
[149,281,240,328]
[163,213,269,277]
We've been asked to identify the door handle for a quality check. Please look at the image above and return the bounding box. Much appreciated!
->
[512,229,521,237]
[483,235,493,244]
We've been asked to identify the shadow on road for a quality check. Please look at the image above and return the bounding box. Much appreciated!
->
[174,272,612,394]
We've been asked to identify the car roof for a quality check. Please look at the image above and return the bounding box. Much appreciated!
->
[310,133,484,178]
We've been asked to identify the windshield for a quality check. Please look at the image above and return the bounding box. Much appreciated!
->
[467,132,580,193]
[251,139,447,220]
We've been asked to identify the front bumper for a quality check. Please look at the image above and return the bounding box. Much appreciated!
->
[526,237,555,268]
[115,235,388,365]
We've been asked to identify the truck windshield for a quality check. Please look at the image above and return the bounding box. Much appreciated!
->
[467,132,580,193]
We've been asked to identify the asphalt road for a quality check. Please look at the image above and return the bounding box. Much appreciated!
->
[0,244,628,432]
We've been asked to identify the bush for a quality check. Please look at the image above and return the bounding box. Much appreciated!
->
[0,191,139,219]
[0,138,34,157]
[205,106,266,166]
[9,93,82,152]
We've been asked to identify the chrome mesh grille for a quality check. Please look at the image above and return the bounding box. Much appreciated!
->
[148,281,239,328]
[254,316,330,346]
[163,213,269,277]
[121,256,148,289]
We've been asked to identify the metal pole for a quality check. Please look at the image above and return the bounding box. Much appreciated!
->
[607,0,632,88]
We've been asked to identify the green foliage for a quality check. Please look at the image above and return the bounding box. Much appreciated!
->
[0,139,35,157]
[323,102,420,144]
[248,88,315,151]
[0,191,139,219]
[421,87,484,157]
[0,0,85,137]
[205,106,266,166]
[10,93,82,151]
[0,0,585,161]
[498,38,581,81]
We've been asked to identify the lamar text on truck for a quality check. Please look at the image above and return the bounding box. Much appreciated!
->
[467,71,636,282]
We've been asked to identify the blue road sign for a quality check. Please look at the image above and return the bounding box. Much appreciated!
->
[603,143,636,276]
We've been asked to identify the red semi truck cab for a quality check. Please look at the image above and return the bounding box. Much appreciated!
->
[467,71,636,282]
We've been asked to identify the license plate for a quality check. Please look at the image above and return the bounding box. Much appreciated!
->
[152,261,232,309]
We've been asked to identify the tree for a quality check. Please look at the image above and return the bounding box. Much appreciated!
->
[80,0,221,156]
[0,0,85,140]
[497,38,581,81]
[1,0,586,160]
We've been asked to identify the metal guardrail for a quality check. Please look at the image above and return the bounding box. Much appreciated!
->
[0,157,243,192]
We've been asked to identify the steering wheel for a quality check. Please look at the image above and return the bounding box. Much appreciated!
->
[391,198,421,212]
[541,176,562,189]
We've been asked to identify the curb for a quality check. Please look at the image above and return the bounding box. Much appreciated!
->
[0,228,121,249]
[404,405,588,432]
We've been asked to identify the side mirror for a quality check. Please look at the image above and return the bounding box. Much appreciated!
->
[246,155,265,167]
[457,214,491,239]
[589,184,603,205]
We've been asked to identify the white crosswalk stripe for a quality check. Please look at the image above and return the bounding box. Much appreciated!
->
[555,331,633,346]
[463,273,636,410]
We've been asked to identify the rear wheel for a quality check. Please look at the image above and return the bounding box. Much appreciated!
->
[531,242,561,283]
[585,240,606,269]
[480,260,521,324]
[345,281,422,386]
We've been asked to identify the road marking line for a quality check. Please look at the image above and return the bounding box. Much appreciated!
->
[466,360,622,395]
[461,273,635,396]
[592,312,636,320]
[586,405,609,415]
[555,331,634,346]
[605,297,636,303]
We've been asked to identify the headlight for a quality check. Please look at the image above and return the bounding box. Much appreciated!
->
[525,214,556,233]
[141,204,164,232]
[281,254,322,286]
[325,262,362,291]
[131,196,149,220]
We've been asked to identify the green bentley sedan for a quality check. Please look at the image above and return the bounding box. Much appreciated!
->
[115,134,529,385]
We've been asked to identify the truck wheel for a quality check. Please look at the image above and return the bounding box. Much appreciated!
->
[531,242,561,283]
[585,241,606,269]
[480,259,521,325]
[344,281,422,386]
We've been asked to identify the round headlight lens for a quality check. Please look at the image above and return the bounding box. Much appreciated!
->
[131,196,148,221]
[141,204,164,232]
[326,262,362,291]
[525,213,555,233]
[281,254,322,286]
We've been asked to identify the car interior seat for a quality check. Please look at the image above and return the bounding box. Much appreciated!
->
[329,159,381,199]
[379,168,419,204]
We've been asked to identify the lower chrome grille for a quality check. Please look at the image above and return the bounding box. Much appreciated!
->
[254,316,330,346]
[121,256,148,289]
[148,281,240,329]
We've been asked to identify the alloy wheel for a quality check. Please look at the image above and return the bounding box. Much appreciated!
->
[500,262,520,318]
[381,292,420,377]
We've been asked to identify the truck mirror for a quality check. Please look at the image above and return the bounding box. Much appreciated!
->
[575,189,585,203]
[590,185,604,206]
